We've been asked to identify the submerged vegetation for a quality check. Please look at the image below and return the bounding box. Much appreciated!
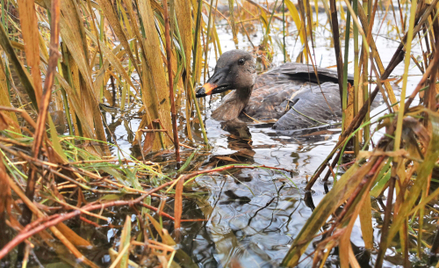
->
[0,0,439,267]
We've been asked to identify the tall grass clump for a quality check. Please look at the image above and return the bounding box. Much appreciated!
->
[281,0,439,266]
[0,0,220,266]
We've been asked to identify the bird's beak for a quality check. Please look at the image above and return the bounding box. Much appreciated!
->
[196,68,230,98]
[196,82,217,97]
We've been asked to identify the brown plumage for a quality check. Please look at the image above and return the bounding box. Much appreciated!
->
[196,50,352,130]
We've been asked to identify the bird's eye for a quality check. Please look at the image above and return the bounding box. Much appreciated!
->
[238,58,245,65]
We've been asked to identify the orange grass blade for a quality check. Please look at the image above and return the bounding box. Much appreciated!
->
[174,177,184,230]
[17,0,42,103]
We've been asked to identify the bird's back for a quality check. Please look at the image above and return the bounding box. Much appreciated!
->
[243,63,346,128]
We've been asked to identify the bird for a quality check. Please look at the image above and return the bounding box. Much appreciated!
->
[196,50,354,130]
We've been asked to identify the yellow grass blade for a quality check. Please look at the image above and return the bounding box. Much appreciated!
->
[117,216,131,268]
[359,193,374,249]
[0,59,20,132]
[96,0,141,77]
[284,0,307,58]
[137,0,173,149]
[48,115,68,162]
[86,30,136,90]
[282,162,362,266]
[387,111,439,246]
[0,21,38,108]
[17,0,43,103]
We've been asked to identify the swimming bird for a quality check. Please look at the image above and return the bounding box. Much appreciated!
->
[196,50,353,130]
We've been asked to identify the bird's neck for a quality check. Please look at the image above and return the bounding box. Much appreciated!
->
[236,86,253,104]
[211,86,253,121]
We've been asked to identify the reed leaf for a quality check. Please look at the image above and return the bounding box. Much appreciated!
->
[137,0,173,150]
[386,111,439,250]
[117,216,131,268]
[0,22,38,109]
[96,0,140,77]
[282,161,364,266]
[17,0,42,103]
[0,58,19,131]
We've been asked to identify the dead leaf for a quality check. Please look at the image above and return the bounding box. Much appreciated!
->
[215,156,238,163]
[0,111,18,131]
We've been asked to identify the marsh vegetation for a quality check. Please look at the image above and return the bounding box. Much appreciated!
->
[0,0,439,267]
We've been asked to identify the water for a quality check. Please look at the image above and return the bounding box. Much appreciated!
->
[181,122,336,267]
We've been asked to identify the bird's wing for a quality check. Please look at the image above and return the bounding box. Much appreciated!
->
[273,82,342,130]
